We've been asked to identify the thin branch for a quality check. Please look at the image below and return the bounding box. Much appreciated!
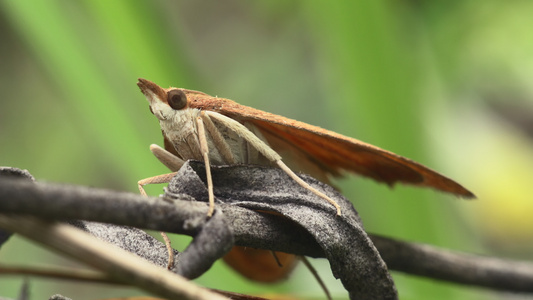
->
[0,265,117,285]
[0,265,271,300]
[0,215,230,300]
[300,256,332,300]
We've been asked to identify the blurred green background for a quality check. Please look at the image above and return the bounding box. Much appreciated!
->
[1,1,533,299]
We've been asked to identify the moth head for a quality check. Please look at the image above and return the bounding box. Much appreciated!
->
[137,78,189,121]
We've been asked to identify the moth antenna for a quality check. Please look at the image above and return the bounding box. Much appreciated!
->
[197,114,216,217]
[200,112,237,164]
[277,160,341,216]
[205,111,342,216]
[205,111,282,162]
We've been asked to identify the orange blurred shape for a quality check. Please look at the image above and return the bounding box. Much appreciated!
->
[223,246,299,283]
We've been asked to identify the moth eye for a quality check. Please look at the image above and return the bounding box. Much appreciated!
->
[167,89,187,110]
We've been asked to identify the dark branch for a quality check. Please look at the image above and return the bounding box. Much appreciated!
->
[1,166,533,295]
[372,235,533,292]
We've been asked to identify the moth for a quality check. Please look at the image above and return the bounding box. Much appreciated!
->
[136,78,474,281]
[137,78,473,212]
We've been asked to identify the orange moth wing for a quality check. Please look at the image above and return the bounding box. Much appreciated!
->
[185,91,475,198]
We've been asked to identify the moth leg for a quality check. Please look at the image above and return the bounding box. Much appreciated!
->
[301,256,332,300]
[205,111,342,216]
[200,112,236,164]
[160,230,175,269]
[196,113,216,217]
[149,144,185,172]
[137,172,178,269]
[138,172,177,196]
